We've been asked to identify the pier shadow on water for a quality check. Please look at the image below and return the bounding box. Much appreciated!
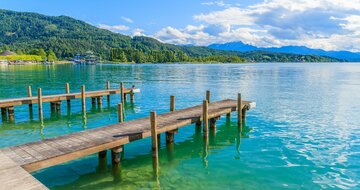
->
[32,118,252,190]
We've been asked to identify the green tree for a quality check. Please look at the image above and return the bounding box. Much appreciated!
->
[2,45,10,51]
[15,50,23,55]
[119,51,127,62]
[47,50,57,61]
[38,49,47,60]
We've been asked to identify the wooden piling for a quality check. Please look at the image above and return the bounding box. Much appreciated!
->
[238,93,242,128]
[106,81,110,103]
[65,83,70,94]
[196,121,201,128]
[210,118,216,129]
[1,108,7,119]
[98,150,107,159]
[170,95,175,112]
[203,100,209,136]
[7,106,14,120]
[81,85,86,112]
[226,113,231,119]
[166,95,176,144]
[65,83,71,108]
[97,96,102,108]
[166,130,177,143]
[55,101,61,112]
[111,146,123,165]
[130,85,135,102]
[27,86,33,110]
[206,90,211,103]
[50,102,55,112]
[120,82,124,105]
[91,97,96,107]
[118,103,123,123]
[97,150,107,173]
[242,107,246,124]
[150,111,159,177]
[38,88,43,121]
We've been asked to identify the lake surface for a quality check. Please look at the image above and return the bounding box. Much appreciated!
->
[0,63,359,189]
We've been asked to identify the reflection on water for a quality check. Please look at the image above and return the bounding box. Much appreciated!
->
[1,63,360,189]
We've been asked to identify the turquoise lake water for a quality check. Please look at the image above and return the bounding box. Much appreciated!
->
[0,63,359,189]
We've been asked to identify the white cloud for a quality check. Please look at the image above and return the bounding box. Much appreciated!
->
[155,26,216,46]
[339,15,360,35]
[98,24,129,32]
[132,28,145,36]
[194,7,255,26]
[155,0,360,51]
[121,16,133,23]
[201,1,227,7]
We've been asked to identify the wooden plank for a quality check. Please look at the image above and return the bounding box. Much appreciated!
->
[0,152,48,190]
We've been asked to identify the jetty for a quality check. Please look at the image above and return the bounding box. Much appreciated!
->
[0,82,139,121]
[0,91,255,190]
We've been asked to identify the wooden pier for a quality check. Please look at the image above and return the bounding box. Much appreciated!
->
[0,92,255,190]
[0,82,139,121]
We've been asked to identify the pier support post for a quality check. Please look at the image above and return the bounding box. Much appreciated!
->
[203,100,209,137]
[166,141,175,162]
[170,95,175,112]
[97,150,107,173]
[27,86,33,111]
[130,85,135,102]
[65,83,71,108]
[166,95,176,144]
[242,107,247,124]
[120,82,125,105]
[98,150,107,159]
[97,96,102,108]
[106,81,110,103]
[238,93,242,128]
[206,90,211,103]
[55,101,61,113]
[166,130,178,143]
[210,118,217,129]
[150,111,159,178]
[226,113,231,119]
[91,97,96,107]
[50,102,56,112]
[111,146,123,165]
[81,85,86,113]
[1,108,7,119]
[7,106,14,121]
[118,103,123,123]
[117,103,125,160]
[38,88,43,121]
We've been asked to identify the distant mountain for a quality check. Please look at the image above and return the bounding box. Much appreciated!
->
[0,9,342,63]
[209,42,360,61]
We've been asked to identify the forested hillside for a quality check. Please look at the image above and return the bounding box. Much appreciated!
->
[0,9,342,63]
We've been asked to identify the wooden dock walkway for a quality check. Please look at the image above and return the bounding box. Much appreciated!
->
[0,152,48,190]
[0,88,133,108]
[0,82,139,121]
[0,93,255,190]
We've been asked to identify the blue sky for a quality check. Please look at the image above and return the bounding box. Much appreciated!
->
[1,0,360,51]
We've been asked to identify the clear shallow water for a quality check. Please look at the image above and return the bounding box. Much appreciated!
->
[0,63,359,189]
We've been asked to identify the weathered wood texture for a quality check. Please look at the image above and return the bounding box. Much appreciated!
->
[0,152,48,190]
[0,88,136,108]
[0,99,252,173]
